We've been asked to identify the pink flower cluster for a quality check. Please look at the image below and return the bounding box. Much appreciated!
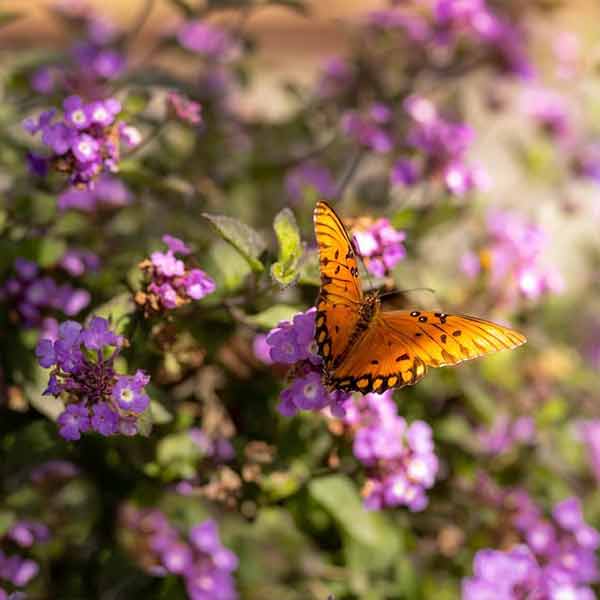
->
[461,209,564,303]
[342,391,439,511]
[136,235,216,315]
[351,218,407,278]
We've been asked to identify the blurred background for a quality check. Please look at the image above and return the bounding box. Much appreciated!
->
[1,0,600,599]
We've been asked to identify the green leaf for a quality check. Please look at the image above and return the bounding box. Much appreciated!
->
[203,213,266,273]
[208,240,252,293]
[270,208,303,287]
[309,475,399,560]
[245,305,303,329]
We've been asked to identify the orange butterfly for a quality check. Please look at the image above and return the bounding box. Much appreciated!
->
[313,200,526,394]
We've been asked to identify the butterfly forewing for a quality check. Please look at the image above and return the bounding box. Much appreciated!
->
[313,201,364,368]
[330,310,527,394]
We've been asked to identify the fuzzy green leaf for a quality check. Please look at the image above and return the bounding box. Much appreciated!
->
[270,208,303,287]
[203,213,266,272]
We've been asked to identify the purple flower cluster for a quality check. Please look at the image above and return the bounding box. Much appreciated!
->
[1,257,90,330]
[316,56,354,98]
[350,218,406,278]
[461,210,564,303]
[57,175,131,212]
[284,161,336,203]
[24,95,140,187]
[136,235,216,315]
[341,392,438,511]
[476,415,535,455]
[30,2,125,96]
[341,102,394,153]
[120,506,238,600]
[189,429,235,463]
[0,520,50,595]
[520,86,573,143]
[167,92,203,126]
[463,495,599,598]
[265,308,349,418]
[177,21,237,61]
[368,0,533,79]
[36,317,151,440]
[397,95,489,196]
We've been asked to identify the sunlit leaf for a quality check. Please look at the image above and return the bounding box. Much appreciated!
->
[203,212,266,272]
[271,208,303,287]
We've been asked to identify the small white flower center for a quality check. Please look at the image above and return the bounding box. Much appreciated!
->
[78,141,93,157]
[72,109,86,124]
[407,458,428,482]
[392,478,407,497]
[119,388,134,404]
[93,107,108,122]
[303,383,318,399]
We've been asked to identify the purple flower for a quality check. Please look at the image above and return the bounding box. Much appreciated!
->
[30,66,58,94]
[91,402,119,436]
[112,372,150,414]
[390,159,420,187]
[57,402,91,441]
[177,21,235,59]
[88,100,119,126]
[189,520,221,554]
[352,218,406,278]
[341,392,438,511]
[184,269,216,300]
[252,334,273,365]
[72,133,100,163]
[285,161,336,202]
[81,316,121,350]
[163,234,190,255]
[342,105,394,153]
[317,56,354,98]
[151,251,185,277]
[60,249,100,277]
[287,371,328,411]
[63,96,90,130]
[37,318,151,440]
[42,122,75,155]
[266,315,307,365]
[166,92,202,125]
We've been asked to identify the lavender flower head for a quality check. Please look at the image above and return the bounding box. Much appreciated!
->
[167,92,203,126]
[402,95,488,196]
[0,519,50,593]
[349,217,406,278]
[266,308,350,418]
[120,506,238,599]
[23,95,140,188]
[341,102,394,153]
[1,257,90,330]
[285,161,336,203]
[136,235,216,315]
[463,489,600,598]
[341,392,438,511]
[461,210,564,303]
[177,20,237,61]
[36,317,151,440]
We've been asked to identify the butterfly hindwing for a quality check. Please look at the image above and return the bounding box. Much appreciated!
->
[330,310,526,394]
[314,201,364,369]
